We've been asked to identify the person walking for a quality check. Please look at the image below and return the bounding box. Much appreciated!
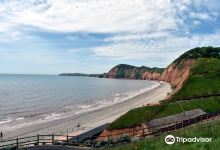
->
[77,123,81,131]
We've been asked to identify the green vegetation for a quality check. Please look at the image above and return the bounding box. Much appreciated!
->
[108,96,220,130]
[115,67,126,78]
[173,46,220,64]
[109,119,220,150]
[114,64,164,73]
[154,96,220,119]
[107,105,162,130]
[108,47,220,130]
[110,64,164,79]
[171,58,220,101]
[59,73,107,78]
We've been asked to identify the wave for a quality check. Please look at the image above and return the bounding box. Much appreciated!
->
[74,81,160,114]
[42,113,62,120]
[0,118,13,125]
[77,104,93,109]
[15,117,24,121]
[1,113,65,132]
[1,81,160,132]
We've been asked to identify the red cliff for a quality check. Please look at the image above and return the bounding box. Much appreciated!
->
[160,59,196,90]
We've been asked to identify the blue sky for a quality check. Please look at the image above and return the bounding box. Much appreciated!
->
[0,0,220,74]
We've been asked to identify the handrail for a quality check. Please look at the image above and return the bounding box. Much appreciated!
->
[1,109,220,149]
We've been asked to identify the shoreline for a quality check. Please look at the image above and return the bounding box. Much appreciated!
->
[3,81,172,140]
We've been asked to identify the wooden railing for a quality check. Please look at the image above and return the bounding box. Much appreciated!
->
[1,109,220,149]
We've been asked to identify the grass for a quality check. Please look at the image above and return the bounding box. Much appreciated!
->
[108,119,220,150]
[108,96,220,130]
[171,58,220,101]
[107,105,162,130]
[154,96,220,119]
[108,57,220,130]
[173,46,220,64]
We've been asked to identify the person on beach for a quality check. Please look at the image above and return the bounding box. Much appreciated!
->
[0,132,3,139]
[77,123,81,131]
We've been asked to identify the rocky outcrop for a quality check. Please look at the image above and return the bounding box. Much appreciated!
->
[159,46,220,90]
[106,64,164,80]
[106,61,195,91]
[107,47,220,91]
[142,71,161,80]
[160,59,196,90]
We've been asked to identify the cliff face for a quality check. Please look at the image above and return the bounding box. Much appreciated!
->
[106,61,195,90]
[142,71,161,80]
[100,47,220,135]
[107,47,220,91]
[160,46,220,90]
[107,64,164,80]
[107,60,196,91]
[160,59,196,90]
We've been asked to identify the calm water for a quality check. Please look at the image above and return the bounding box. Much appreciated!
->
[0,74,157,131]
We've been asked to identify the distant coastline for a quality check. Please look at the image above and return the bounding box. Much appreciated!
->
[59,73,107,78]
[59,64,164,80]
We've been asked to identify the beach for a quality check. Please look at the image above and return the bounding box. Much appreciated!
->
[3,81,171,140]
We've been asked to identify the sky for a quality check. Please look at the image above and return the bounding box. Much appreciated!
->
[0,0,220,74]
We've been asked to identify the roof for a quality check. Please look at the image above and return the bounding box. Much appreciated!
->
[144,109,206,130]
[69,123,110,143]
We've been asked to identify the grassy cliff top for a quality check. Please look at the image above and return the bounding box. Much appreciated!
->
[173,46,220,64]
[108,47,220,130]
[110,64,164,73]
[171,58,220,101]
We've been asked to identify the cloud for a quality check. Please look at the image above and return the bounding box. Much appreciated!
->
[0,0,188,33]
[1,0,219,34]
[104,32,171,42]
[193,13,210,20]
[0,0,220,71]
[92,31,220,63]
[189,12,213,20]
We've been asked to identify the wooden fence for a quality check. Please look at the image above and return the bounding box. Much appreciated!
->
[1,109,220,149]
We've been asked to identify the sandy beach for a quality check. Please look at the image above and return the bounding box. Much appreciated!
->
[3,81,171,140]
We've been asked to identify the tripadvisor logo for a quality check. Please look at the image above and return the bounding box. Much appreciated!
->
[165,135,212,145]
[165,135,175,145]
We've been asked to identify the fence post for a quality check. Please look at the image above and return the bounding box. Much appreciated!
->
[37,134,39,145]
[16,138,19,148]
[107,136,110,147]
[133,128,134,136]
[52,134,54,145]
[67,134,69,144]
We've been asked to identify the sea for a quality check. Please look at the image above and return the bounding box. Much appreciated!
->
[0,74,159,132]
